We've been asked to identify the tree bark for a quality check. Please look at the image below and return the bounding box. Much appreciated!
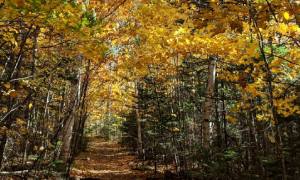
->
[202,57,217,148]
[135,81,143,157]
[60,69,81,162]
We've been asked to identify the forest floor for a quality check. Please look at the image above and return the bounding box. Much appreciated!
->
[69,137,157,180]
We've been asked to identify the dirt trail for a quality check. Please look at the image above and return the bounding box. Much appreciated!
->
[69,137,151,180]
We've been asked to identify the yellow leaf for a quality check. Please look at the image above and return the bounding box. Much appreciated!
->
[170,127,180,133]
[226,115,237,124]
[190,4,197,11]
[283,12,290,20]
[271,66,281,73]
[278,23,288,35]
[245,84,258,96]
[16,118,26,126]
[28,103,33,110]
[174,27,187,36]
[270,58,281,67]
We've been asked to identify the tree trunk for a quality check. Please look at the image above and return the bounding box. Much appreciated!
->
[60,68,81,162]
[202,57,217,148]
[135,81,143,157]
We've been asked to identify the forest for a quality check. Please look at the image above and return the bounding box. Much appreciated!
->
[0,0,300,179]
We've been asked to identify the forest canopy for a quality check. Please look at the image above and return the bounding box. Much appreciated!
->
[0,0,300,179]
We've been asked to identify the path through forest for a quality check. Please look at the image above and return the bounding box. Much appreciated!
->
[69,137,153,180]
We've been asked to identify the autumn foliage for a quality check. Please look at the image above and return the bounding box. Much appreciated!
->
[0,0,300,179]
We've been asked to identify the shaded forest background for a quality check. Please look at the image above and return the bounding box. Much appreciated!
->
[0,0,300,179]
